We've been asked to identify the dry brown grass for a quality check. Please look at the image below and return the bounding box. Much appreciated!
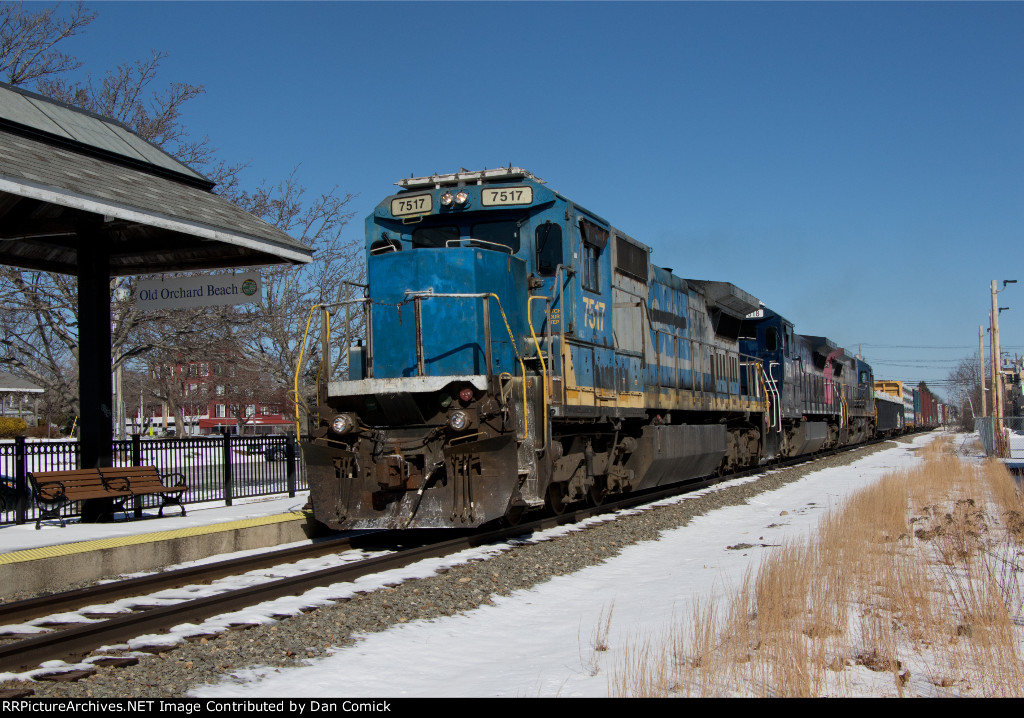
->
[610,435,1024,697]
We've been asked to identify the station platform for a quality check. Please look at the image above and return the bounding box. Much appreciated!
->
[1004,459,1024,476]
[0,493,315,599]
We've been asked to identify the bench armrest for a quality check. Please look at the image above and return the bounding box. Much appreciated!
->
[30,479,67,506]
[102,476,131,492]
[158,471,187,489]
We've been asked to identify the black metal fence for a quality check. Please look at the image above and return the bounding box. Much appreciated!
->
[0,433,307,526]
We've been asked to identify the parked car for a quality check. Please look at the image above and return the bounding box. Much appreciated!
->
[265,445,287,462]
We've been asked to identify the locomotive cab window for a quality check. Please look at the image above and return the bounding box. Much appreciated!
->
[579,218,607,294]
[536,222,562,276]
[765,327,779,352]
[470,220,520,252]
[412,225,459,249]
[582,242,600,292]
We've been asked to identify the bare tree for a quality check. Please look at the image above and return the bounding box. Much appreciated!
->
[946,354,983,431]
[233,173,362,418]
[36,50,220,170]
[0,269,79,420]
[0,1,95,86]
[0,3,365,434]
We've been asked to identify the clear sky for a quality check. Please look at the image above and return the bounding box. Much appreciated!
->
[40,1,1024,399]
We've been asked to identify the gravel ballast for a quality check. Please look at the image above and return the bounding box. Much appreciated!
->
[1,441,902,697]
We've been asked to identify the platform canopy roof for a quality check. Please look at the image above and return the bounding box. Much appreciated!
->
[0,81,312,275]
[0,371,43,394]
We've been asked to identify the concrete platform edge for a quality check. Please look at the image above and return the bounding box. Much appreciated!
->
[0,512,316,599]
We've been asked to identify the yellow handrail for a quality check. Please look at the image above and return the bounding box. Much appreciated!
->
[527,295,549,450]
[486,293,529,440]
[754,363,772,428]
[293,295,370,438]
[294,304,323,438]
[295,293,528,440]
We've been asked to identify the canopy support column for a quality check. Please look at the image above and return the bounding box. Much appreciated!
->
[77,233,113,471]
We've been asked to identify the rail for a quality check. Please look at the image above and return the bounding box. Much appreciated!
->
[755,361,779,429]
[527,294,551,451]
[296,289,530,440]
[294,295,371,437]
[404,290,529,440]
[444,237,514,254]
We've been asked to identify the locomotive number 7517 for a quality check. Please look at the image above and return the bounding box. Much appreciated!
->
[481,186,534,206]
[391,194,432,217]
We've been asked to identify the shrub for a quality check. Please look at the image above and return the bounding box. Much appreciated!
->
[0,417,28,439]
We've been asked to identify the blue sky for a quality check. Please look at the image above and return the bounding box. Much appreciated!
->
[44,1,1024,399]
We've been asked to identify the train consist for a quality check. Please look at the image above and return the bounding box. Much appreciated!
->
[302,168,934,530]
[874,380,946,433]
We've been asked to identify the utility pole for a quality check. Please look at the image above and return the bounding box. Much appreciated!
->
[991,281,1002,421]
[991,280,1018,449]
[979,325,987,417]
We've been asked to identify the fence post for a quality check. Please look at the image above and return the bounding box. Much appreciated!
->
[222,427,233,506]
[14,435,26,526]
[131,433,142,466]
[285,432,297,498]
[131,433,143,518]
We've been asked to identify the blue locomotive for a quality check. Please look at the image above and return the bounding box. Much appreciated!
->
[302,168,881,530]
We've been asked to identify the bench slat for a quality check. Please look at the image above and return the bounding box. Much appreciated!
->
[27,465,188,527]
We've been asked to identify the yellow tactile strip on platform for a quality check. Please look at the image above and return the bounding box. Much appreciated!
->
[0,511,308,566]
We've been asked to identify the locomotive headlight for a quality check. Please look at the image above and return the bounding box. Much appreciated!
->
[454,191,469,205]
[331,413,357,435]
[448,410,474,432]
[440,191,454,206]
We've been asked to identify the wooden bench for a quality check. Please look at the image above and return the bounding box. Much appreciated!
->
[99,466,187,518]
[27,468,132,529]
[27,466,188,529]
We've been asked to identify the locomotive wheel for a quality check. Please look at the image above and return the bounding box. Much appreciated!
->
[545,482,570,515]
[587,477,607,507]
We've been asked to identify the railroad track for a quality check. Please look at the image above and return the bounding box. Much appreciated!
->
[0,440,892,675]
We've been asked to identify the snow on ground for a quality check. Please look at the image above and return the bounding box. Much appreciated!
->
[189,434,938,698]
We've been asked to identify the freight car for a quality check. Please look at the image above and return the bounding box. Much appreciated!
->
[917,383,940,429]
[874,390,905,437]
[302,168,891,530]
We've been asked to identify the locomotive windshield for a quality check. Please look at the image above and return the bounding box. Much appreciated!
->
[411,225,458,248]
[407,218,522,252]
[471,220,520,252]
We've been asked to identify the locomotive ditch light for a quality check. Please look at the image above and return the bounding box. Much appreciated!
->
[448,409,476,432]
[331,413,358,435]
[440,191,454,206]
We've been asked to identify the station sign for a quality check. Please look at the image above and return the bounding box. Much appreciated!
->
[135,272,262,311]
